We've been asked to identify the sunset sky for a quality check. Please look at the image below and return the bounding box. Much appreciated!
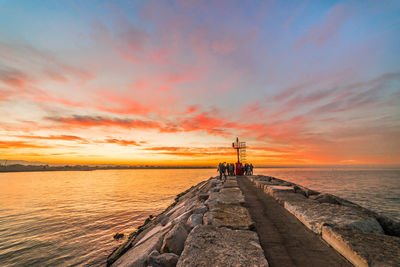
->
[0,0,399,166]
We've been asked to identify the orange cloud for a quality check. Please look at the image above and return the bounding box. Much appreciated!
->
[102,138,140,146]
[46,115,161,129]
[0,140,52,149]
[16,135,87,142]
[143,146,236,157]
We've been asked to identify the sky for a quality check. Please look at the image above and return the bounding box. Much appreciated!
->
[0,0,399,166]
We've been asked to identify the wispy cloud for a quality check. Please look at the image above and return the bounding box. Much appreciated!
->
[15,134,87,142]
[102,138,141,146]
[0,140,52,149]
[294,3,350,49]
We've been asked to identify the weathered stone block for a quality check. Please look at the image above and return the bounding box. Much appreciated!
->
[177,225,268,267]
[293,185,320,197]
[285,201,384,235]
[161,221,188,255]
[206,188,245,205]
[111,231,164,267]
[265,185,294,195]
[376,214,400,237]
[198,193,209,201]
[191,203,207,215]
[203,203,254,230]
[255,180,281,189]
[187,213,203,228]
[310,193,360,208]
[147,250,179,267]
[322,226,400,267]
[222,179,238,188]
[270,190,309,206]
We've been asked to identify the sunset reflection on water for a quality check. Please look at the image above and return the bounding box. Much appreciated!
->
[0,169,215,266]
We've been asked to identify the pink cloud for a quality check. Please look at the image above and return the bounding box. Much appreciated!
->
[0,68,33,88]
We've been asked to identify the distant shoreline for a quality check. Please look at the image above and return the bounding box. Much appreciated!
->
[0,166,216,173]
[1,164,398,173]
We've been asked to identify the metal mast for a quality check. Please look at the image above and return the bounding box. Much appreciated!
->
[232,137,246,163]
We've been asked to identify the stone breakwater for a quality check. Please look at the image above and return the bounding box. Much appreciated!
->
[249,175,400,267]
[107,175,400,267]
[107,176,268,267]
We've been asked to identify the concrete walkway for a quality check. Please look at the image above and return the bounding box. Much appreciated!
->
[237,176,352,267]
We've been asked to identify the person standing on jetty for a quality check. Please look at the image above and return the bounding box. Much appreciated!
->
[249,163,254,175]
[229,163,234,176]
[217,162,227,181]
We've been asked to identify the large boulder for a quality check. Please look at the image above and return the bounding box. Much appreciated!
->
[191,203,207,215]
[269,190,310,206]
[161,222,188,255]
[205,188,245,205]
[264,185,294,195]
[285,201,384,235]
[147,250,179,267]
[222,179,238,188]
[177,225,268,267]
[322,226,400,267]
[204,203,254,230]
[293,185,320,197]
[376,214,400,237]
[198,193,209,201]
[186,213,203,228]
[111,231,164,267]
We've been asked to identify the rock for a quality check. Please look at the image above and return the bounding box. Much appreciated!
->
[210,180,220,188]
[198,193,209,201]
[311,193,360,209]
[293,185,320,197]
[204,203,254,230]
[376,214,400,237]
[161,222,188,255]
[310,193,342,205]
[111,230,164,267]
[164,197,201,223]
[187,213,203,228]
[113,233,124,240]
[254,175,271,182]
[198,179,214,194]
[284,201,384,235]
[322,226,400,267]
[161,217,169,226]
[206,188,245,205]
[147,251,179,267]
[177,225,268,267]
[191,204,207,215]
[222,180,238,188]
[254,180,282,189]
[265,185,294,195]
[147,249,160,258]
[268,190,309,206]
[171,211,192,225]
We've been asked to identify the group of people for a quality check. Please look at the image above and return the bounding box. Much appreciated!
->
[217,162,254,180]
[243,163,254,175]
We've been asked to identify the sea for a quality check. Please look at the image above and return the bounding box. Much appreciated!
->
[0,168,399,266]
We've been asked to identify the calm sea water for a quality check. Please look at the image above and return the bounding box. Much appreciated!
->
[0,168,399,266]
